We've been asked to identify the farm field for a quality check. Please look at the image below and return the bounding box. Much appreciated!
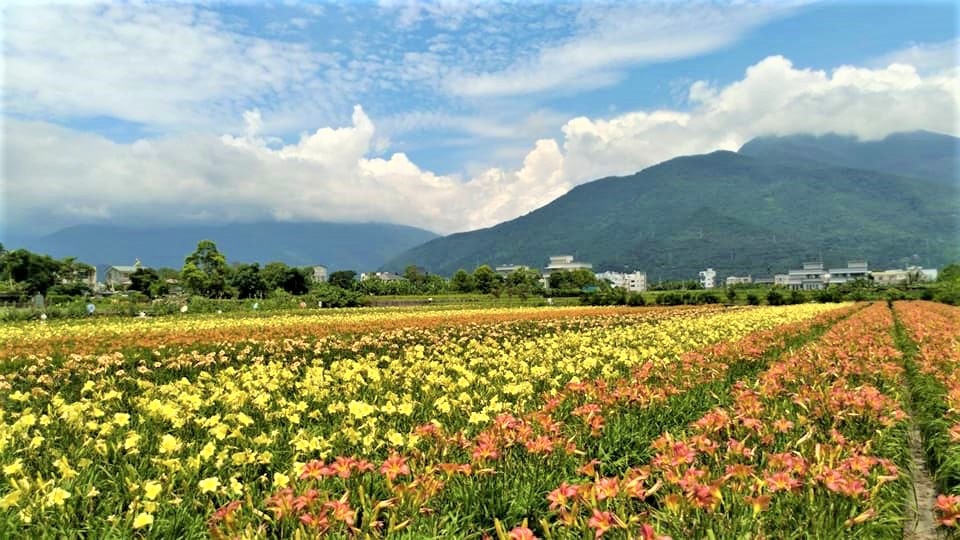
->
[0,302,957,538]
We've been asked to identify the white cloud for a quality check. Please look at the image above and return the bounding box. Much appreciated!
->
[555,56,958,183]
[872,38,959,74]
[445,1,799,97]
[4,56,957,239]
[3,3,326,130]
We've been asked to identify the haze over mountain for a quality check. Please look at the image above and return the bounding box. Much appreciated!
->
[5,222,438,271]
[738,131,959,186]
[383,131,959,280]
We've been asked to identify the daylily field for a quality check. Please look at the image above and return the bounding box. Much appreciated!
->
[1,301,958,539]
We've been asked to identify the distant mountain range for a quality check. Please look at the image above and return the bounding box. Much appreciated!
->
[383,131,959,279]
[4,222,438,271]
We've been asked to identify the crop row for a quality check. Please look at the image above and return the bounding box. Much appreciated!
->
[0,305,683,358]
[528,301,910,539]
[0,304,844,537]
[893,300,960,528]
[210,304,853,538]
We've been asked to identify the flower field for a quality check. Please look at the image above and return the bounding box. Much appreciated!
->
[1,301,958,538]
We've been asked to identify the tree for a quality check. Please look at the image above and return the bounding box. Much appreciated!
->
[940,263,960,283]
[230,263,268,299]
[260,262,310,295]
[403,265,428,287]
[725,287,737,304]
[182,240,231,298]
[450,269,476,293]
[472,265,500,294]
[261,262,290,292]
[329,270,357,290]
[505,268,544,297]
[281,267,311,295]
[129,268,161,297]
[549,269,597,292]
[1,248,62,296]
[766,289,785,306]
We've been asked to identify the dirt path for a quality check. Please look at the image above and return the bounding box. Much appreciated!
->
[904,423,945,539]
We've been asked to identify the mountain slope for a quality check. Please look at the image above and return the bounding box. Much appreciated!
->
[7,222,439,270]
[738,131,959,186]
[383,146,959,279]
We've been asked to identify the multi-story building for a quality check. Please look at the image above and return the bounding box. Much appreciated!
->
[873,266,935,286]
[698,268,717,289]
[784,260,869,290]
[786,262,827,290]
[311,265,328,283]
[596,271,647,292]
[725,275,752,286]
[544,255,592,274]
[827,260,869,285]
[495,264,528,276]
[106,260,144,289]
[872,269,909,286]
[774,274,790,287]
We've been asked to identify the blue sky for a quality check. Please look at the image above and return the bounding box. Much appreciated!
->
[2,1,957,235]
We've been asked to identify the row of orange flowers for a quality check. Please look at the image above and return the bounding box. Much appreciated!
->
[894,301,960,527]
[536,302,908,539]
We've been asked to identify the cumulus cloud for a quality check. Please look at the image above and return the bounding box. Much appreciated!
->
[872,39,959,75]
[4,56,957,237]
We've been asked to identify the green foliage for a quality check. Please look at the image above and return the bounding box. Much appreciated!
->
[0,248,63,295]
[471,265,500,294]
[940,263,960,283]
[648,280,701,291]
[328,270,358,290]
[311,282,365,307]
[449,269,476,293]
[129,268,161,297]
[181,240,232,298]
[229,263,268,299]
[766,289,785,306]
[547,269,596,293]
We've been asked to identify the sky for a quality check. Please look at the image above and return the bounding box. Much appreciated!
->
[2,0,958,237]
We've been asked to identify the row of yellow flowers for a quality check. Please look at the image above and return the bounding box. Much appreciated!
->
[0,305,667,358]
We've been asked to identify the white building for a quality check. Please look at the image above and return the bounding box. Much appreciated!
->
[774,274,790,287]
[698,268,717,289]
[872,269,909,286]
[106,260,143,289]
[827,260,869,285]
[596,271,647,292]
[786,262,828,290]
[311,265,328,283]
[873,266,936,286]
[360,271,405,282]
[495,264,528,276]
[725,275,752,286]
[545,255,592,274]
[784,260,869,290]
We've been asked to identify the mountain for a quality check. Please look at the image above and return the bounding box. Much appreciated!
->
[5,222,439,270]
[383,134,959,279]
[739,131,959,186]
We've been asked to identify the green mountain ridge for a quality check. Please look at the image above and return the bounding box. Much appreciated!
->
[384,132,959,279]
[5,222,439,271]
